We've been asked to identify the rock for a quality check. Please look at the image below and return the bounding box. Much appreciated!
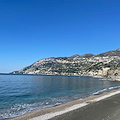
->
[11,49,120,79]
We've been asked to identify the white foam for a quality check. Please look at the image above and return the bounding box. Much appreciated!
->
[93,88,107,95]
[93,86,120,95]
[30,90,120,120]
[90,90,120,102]
[108,87,114,90]
[108,86,120,90]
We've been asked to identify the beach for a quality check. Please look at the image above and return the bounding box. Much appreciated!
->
[50,90,120,120]
[8,89,120,120]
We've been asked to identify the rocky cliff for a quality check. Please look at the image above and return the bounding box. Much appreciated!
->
[11,49,120,80]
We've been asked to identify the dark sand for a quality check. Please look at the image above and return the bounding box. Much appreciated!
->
[50,93,120,120]
[8,90,120,120]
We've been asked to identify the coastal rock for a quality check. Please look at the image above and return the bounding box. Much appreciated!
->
[11,49,120,79]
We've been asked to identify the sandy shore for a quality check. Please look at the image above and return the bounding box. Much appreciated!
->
[8,89,120,120]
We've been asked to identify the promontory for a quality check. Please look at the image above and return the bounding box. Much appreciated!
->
[11,49,120,81]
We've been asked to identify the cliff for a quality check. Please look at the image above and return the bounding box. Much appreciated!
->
[11,49,120,80]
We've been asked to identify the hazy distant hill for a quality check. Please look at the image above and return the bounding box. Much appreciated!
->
[11,49,120,80]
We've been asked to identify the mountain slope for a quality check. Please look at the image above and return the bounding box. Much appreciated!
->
[11,49,120,80]
[96,48,120,57]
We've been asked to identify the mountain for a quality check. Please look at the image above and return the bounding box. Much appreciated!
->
[70,54,94,58]
[96,48,120,57]
[11,49,120,80]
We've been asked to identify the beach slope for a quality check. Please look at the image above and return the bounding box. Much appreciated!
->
[9,90,120,120]
[50,92,120,120]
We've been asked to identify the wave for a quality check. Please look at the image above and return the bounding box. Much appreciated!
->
[93,86,120,95]
[0,101,63,119]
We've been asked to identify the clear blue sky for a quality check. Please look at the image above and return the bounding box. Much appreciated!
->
[0,0,120,73]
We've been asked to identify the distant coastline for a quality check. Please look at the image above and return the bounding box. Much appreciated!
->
[0,73,10,75]
[11,49,120,81]
[10,72,120,81]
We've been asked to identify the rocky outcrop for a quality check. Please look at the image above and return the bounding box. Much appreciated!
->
[11,49,120,80]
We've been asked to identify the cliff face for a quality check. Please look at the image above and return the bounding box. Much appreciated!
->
[11,49,120,80]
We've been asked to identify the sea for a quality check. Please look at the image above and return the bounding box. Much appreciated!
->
[0,74,120,119]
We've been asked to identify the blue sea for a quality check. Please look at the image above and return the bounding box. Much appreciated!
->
[0,74,120,119]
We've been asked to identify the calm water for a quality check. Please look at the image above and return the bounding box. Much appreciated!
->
[0,74,120,119]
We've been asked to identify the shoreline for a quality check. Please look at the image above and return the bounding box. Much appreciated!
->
[8,89,120,120]
[9,73,120,81]
[6,73,120,82]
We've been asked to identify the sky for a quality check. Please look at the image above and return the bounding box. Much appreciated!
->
[0,0,120,73]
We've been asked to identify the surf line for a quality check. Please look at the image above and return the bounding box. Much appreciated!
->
[30,90,120,120]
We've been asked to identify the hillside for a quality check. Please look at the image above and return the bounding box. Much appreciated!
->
[11,49,120,80]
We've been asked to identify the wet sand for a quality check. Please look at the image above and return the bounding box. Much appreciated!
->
[8,89,120,120]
